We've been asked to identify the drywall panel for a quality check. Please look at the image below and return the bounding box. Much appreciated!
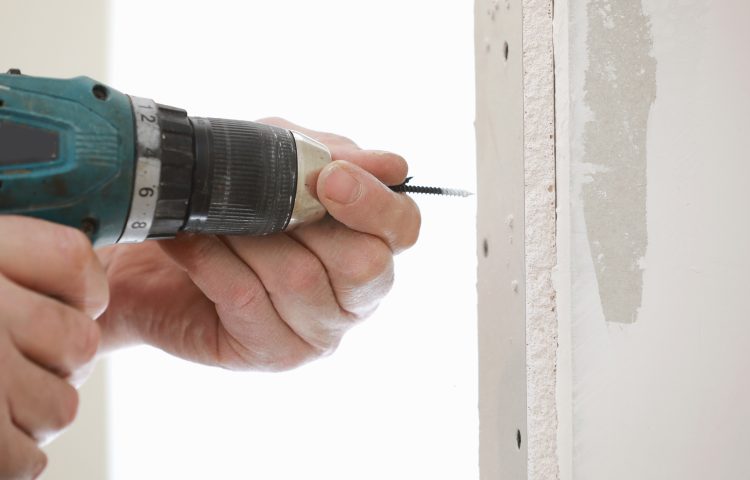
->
[1,1,110,479]
[477,0,557,477]
[476,0,526,477]
[555,1,750,479]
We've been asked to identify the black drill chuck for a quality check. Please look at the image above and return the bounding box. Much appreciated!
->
[186,117,297,235]
[126,100,328,242]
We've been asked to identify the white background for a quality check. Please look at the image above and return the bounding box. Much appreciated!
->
[108,1,477,478]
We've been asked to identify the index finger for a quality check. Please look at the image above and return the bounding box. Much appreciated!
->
[0,216,109,319]
[317,161,421,254]
[256,118,409,185]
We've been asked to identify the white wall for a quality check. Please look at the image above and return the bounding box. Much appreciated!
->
[555,1,750,479]
[1,2,110,479]
[107,1,477,479]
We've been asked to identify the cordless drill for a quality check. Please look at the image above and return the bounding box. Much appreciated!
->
[0,71,331,246]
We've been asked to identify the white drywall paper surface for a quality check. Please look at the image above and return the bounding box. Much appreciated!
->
[1,2,111,479]
[476,0,527,477]
[556,0,750,478]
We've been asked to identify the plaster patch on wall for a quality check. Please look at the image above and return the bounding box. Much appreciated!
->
[582,0,656,324]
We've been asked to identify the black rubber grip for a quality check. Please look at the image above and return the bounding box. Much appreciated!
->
[184,118,297,236]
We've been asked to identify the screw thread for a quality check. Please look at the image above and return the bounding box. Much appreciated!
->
[389,181,472,197]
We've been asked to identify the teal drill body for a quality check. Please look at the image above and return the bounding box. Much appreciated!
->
[0,73,135,246]
[0,72,340,246]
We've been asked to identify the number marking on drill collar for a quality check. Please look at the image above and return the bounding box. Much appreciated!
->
[119,96,162,243]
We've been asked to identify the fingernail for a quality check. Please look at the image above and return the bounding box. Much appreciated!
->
[324,165,362,205]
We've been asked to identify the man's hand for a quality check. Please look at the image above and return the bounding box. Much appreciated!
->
[98,119,420,370]
[0,217,107,480]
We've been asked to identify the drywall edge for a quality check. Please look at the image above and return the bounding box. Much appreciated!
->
[522,1,559,479]
[552,0,573,479]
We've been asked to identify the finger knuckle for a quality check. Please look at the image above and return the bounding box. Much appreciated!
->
[79,322,100,365]
[34,452,48,478]
[48,306,96,360]
[52,384,79,430]
[224,281,264,313]
[256,116,288,127]
[0,445,46,479]
[265,343,323,372]
[313,337,341,358]
[398,199,422,251]
[390,153,409,179]
[284,256,328,297]
[86,285,110,320]
[322,132,358,148]
[56,225,94,271]
[340,239,394,287]
[300,327,345,357]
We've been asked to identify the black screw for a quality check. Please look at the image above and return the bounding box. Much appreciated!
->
[516,429,522,449]
[389,177,472,197]
[504,42,509,61]
[483,239,489,257]
[393,184,444,195]
[80,217,99,238]
[92,84,108,101]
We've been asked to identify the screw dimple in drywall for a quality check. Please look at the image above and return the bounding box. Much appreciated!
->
[483,238,490,257]
[504,41,510,60]
[487,0,501,20]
